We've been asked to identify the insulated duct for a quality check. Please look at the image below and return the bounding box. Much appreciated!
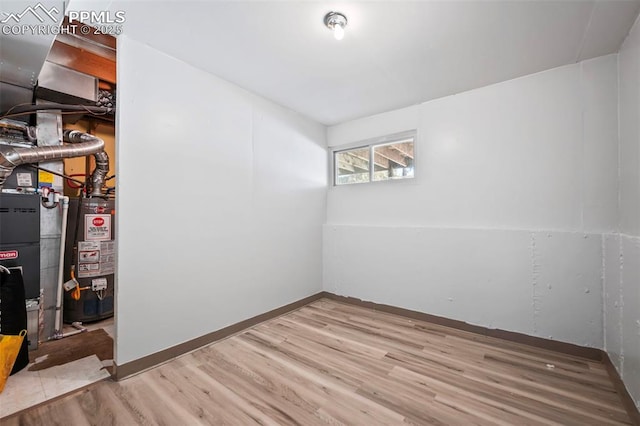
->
[0,120,37,142]
[0,130,109,196]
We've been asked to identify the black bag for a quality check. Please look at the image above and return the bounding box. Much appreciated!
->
[0,267,30,374]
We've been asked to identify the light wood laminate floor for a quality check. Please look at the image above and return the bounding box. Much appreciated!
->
[3,299,634,425]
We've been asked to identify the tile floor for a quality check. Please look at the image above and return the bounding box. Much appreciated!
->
[0,317,114,418]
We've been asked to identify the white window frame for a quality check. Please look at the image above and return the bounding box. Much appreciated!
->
[332,130,417,186]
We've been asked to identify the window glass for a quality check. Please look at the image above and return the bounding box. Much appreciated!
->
[335,148,370,185]
[333,132,416,186]
[372,140,414,182]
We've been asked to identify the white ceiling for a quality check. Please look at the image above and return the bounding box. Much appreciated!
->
[102,1,640,125]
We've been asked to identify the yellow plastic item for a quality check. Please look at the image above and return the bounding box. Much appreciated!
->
[0,330,27,393]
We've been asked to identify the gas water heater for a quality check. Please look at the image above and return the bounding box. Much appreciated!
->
[63,197,115,323]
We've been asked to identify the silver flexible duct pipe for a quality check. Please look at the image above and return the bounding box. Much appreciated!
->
[91,151,110,197]
[0,129,109,196]
[61,130,109,196]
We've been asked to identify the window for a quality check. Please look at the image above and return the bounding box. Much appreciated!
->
[335,147,370,185]
[333,131,415,186]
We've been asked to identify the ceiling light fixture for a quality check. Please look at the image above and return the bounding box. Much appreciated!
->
[324,11,347,41]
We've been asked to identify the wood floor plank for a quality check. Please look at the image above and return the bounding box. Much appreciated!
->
[3,298,634,425]
[321,300,605,372]
[232,337,407,425]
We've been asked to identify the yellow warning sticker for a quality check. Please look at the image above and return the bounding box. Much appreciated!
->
[38,170,54,184]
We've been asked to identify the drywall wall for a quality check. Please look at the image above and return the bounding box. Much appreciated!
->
[325,55,619,348]
[116,36,326,365]
[605,235,640,409]
[619,236,640,408]
[604,15,640,409]
[324,226,603,346]
[328,55,618,232]
[619,17,640,238]
[604,234,623,370]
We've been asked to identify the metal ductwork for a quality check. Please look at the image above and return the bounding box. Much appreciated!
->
[61,130,109,196]
[0,120,37,142]
[0,1,66,110]
[0,129,109,196]
[0,4,64,87]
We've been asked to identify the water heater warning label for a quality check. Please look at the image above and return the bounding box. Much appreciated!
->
[85,214,111,241]
[79,250,100,263]
[77,241,115,278]
[78,263,100,275]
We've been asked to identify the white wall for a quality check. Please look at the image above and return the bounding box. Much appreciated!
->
[618,18,640,238]
[328,56,618,232]
[604,15,640,409]
[324,226,603,346]
[325,55,619,349]
[115,36,326,365]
